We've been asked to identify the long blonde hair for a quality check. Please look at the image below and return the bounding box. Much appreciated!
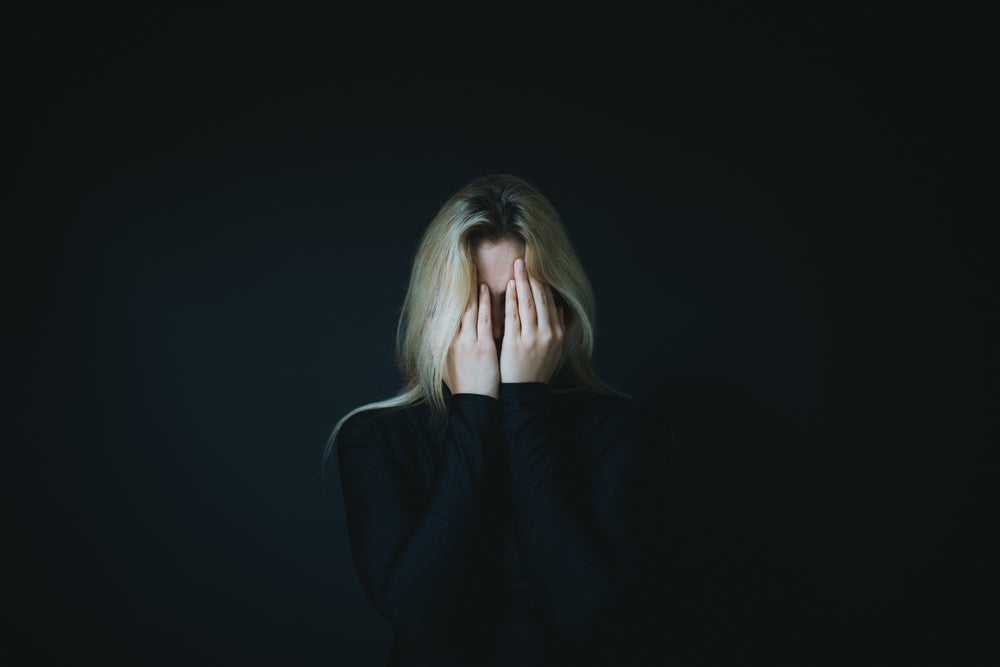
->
[321,173,631,471]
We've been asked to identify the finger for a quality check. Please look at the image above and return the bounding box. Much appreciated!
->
[504,277,519,339]
[514,258,536,331]
[460,266,478,333]
[477,282,491,340]
[528,273,553,334]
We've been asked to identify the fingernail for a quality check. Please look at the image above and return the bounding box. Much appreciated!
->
[515,259,523,270]
[480,284,487,294]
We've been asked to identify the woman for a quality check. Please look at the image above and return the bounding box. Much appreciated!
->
[323,174,677,666]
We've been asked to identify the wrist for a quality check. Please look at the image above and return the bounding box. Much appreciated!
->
[499,381,552,401]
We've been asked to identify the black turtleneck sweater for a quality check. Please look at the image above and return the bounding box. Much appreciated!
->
[332,382,678,666]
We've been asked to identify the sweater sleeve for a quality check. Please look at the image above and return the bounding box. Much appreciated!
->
[335,393,503,645]
[500,382,674,659]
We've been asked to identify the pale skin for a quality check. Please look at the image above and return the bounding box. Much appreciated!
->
[442,238,565,400]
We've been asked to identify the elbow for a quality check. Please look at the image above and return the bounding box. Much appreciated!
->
[376,579,442,640]
[545,581,622,641]
[392,617,455,646]
[375,575,475,646]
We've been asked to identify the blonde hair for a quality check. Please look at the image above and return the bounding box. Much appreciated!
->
[321,173,631,471]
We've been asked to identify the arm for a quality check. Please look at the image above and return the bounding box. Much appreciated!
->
[500,382,674,657]
[336,394,503,644]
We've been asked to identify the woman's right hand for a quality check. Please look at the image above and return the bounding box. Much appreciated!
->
[442,272,500,400]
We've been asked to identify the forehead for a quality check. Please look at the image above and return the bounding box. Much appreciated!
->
[473,238,524,263]
[472,238,525,290]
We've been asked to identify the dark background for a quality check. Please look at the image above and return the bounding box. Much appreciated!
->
[8,2,997,665]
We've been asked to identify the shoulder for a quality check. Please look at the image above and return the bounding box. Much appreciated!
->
[337,406,391,438]
[557,389,667,428]
[333,400,439,477]
[556,391,673,461]
[335,401,429,454]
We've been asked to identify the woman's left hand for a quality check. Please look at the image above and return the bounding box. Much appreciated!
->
[499,257,565,384]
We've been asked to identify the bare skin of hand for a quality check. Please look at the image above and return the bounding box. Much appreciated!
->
[499,258,565,384]
[439,265,501,399]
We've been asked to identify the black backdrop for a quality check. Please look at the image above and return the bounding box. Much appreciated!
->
[9,3,997,665]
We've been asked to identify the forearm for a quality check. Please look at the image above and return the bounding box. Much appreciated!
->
[501,383,619,637]
[338,395,504,643]
[383,401,503,637]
